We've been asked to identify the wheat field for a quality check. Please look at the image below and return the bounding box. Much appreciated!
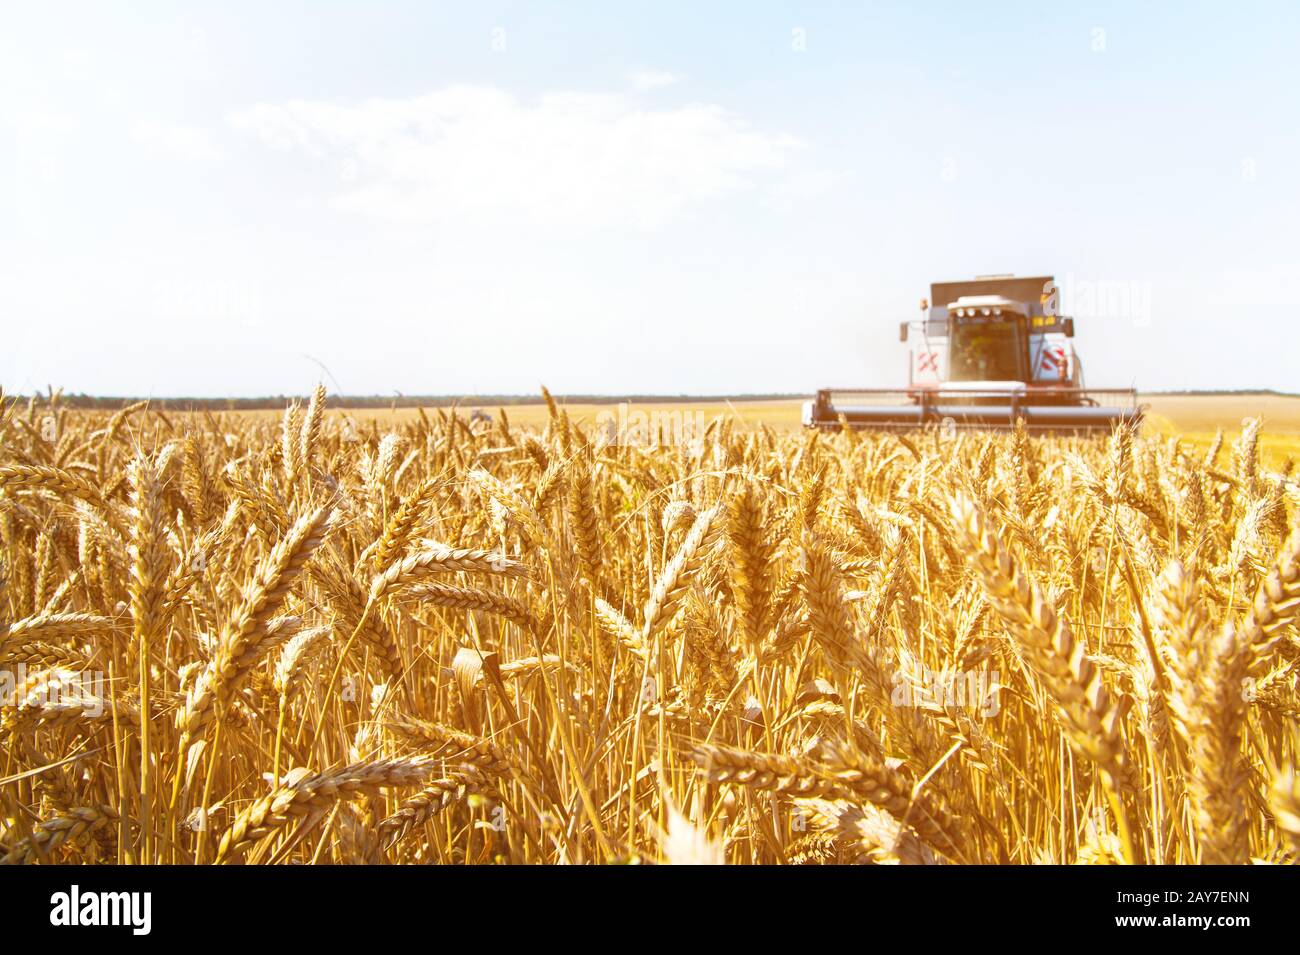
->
[1,387,1297,865]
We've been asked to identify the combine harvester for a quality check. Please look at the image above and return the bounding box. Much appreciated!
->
[804,274,1142,433]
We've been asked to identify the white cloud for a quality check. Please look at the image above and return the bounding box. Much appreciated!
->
[132,119,222,162]
[6,107,79,134]
[629,69,683,91]
[229,85,799,230]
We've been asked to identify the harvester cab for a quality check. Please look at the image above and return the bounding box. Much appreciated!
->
[804,274,1141,433]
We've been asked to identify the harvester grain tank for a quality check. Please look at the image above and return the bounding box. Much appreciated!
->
[804,274,1142,432]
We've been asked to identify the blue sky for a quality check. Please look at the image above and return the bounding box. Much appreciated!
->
[2,1,1297,396]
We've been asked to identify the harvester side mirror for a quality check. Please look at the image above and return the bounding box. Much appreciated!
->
[1062,317,1075,338]
[899,322,909,342]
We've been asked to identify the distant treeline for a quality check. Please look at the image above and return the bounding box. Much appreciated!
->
[3,389,1294,411]
[1141,389,1299,397]
[13,393,812,411]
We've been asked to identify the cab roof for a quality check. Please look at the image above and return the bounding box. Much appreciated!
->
[948,295,1028,317]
